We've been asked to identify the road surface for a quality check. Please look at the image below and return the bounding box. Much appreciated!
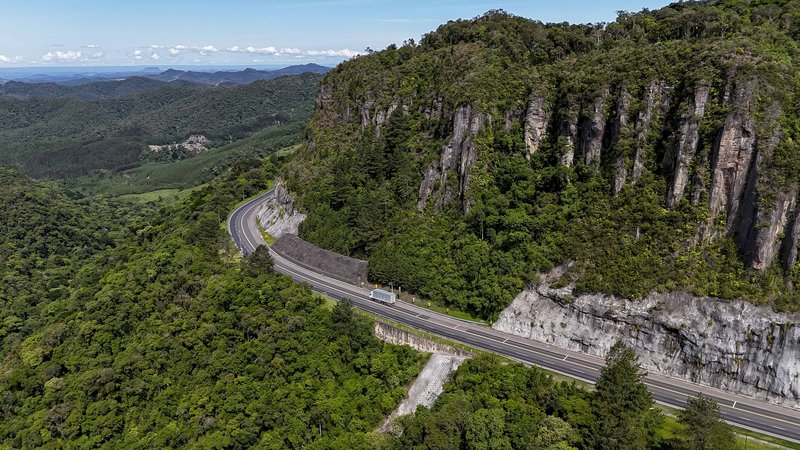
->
[228,189,800,444]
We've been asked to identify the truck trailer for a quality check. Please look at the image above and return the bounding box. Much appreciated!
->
[369,289,396,305]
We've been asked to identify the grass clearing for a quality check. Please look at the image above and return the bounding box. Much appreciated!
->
[66,124,303,197]
[117,186,204,204]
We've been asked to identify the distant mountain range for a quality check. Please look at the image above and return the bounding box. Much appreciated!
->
[0,77,170,100]
[0,64,331,100]
[145,64,330,85]
[0,63,330,87]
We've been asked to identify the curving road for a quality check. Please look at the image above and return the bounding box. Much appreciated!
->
[228,189,800,444]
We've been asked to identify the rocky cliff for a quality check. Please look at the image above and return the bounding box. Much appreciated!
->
[312,63,798,274]
[288,5,800,322]
[494,280,800,407]
[285,5,800,404]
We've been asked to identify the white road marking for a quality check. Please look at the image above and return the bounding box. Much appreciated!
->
[563,355,568,361]
[230,190,800,442]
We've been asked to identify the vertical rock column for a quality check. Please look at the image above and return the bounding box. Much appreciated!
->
[523,96,549,159]
[667,82,710,209]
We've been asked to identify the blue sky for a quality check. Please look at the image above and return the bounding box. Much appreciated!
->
[0,0,670,67]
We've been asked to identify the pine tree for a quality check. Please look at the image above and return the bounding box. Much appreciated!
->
[591,341,663,449]
[243,244,274,276]
[676,393,736,450]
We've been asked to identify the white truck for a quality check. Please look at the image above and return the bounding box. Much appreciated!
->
[369,289,396,305]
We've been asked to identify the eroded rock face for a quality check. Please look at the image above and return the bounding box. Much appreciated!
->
[524,96,548,158]
[494,284,800,407]
[632,81,671,185]
[708,112,755,227]
[558,118,578,167]
[256,180,307,239]
[667,82,711,209]
[580,92,608,166]
[417,104,487,212]
[750,187,798,271]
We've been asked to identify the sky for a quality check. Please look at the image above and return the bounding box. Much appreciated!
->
[0,0,671,68]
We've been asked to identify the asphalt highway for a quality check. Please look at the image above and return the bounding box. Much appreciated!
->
[228,189,800,444]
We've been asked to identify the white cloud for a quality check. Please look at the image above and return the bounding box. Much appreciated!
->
[304,48,361,58]
[226,45,352,57]
[0,55,11,63]
[83,44,100,48]
[156,44,220,56]
[132,43,361,62]
[42,50,83,61]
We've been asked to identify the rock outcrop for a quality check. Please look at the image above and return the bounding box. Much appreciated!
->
[374,322,474,357]
[667,82,711,209]
[494,283,800,407]
[417,103,487,212]
[523,96,548,158]
[256,180,306,239]
[579,91,608,166]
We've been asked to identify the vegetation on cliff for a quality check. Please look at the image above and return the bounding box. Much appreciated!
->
[287,1,800,319]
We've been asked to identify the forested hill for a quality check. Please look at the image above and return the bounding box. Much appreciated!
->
[1,164,710,449]
[0,163,432,447]
[286,0,800,319]
[0,72,323,179]
[0,167,145,342]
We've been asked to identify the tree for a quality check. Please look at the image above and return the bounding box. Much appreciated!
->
[591,341,662,450]
[675,393,735,450]
[243,245,274,276]
[533,416,579,450]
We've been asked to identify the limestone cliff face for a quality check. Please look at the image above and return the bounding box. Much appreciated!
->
[579,92,608,166]
[256,180,306,239]
[666,82,710,209]
[309,51,799,278]
[494,283,800,407]
[417,104,488,211]
[523,96,548,158]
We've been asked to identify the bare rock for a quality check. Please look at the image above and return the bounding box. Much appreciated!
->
[494,283,800,407]
[417,104,487,212]
[256,180,307,239]
[523,96,549,158]
[667,82,710,208]
[579,91,608,166]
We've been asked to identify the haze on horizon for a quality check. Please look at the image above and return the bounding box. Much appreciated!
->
[0,0,669,68]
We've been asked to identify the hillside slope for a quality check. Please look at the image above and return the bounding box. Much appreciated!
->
[286,2,800,318]
[0,164,429,448]
[0,73,323,178]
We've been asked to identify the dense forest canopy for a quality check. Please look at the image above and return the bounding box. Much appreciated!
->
[0,73,322,179]
[287,0,800,319]
[0,163,430,448]
[1,163,698,449]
